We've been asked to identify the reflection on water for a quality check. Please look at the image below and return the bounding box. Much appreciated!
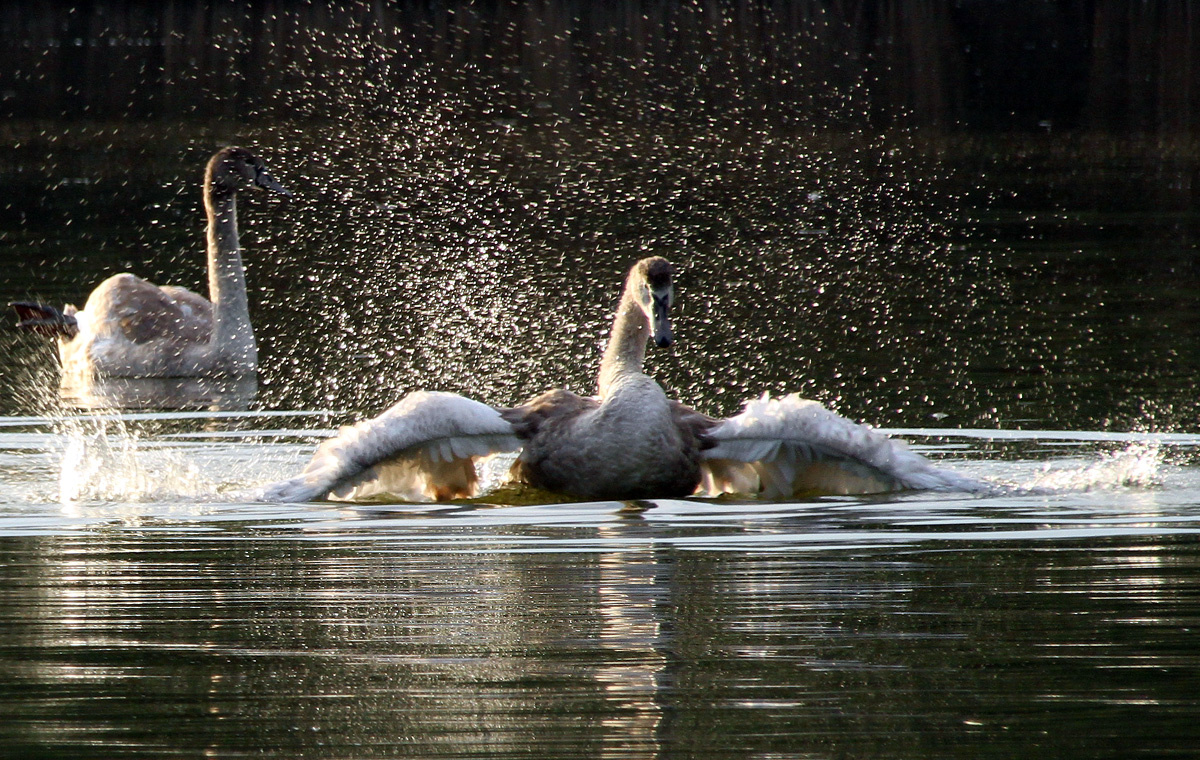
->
[1,524,1199,758]
[1,414,1200,757]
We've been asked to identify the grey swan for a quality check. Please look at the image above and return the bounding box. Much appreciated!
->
[11,147,290,379]
[264,257,984,503]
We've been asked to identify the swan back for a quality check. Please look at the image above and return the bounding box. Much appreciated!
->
[503,376,709,500]
[80,274,211,344]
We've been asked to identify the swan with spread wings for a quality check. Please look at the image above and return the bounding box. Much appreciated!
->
[264,257,983,503]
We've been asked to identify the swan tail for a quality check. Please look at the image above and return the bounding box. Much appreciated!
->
[10,301,79,339]
[262,391,522,503]
[700,393,987,498]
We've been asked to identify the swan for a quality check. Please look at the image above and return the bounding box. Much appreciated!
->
[10,146,290,379]
[265,257,984,503]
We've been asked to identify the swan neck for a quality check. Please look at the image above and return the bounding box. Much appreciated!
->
[598,292,649,398]
[206,187,257,369]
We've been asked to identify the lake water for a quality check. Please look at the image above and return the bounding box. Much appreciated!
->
[2,413,1199,759]
[3,3,1200,758]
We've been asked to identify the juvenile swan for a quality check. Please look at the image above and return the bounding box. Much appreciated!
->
[11,147,290,378]
[265,257,984,503]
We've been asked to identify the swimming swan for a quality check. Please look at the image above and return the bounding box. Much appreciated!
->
[11,147,290,378]
[265,257,984,503]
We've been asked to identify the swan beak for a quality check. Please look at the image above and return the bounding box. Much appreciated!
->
[651,293,673,348]
[255,171,293,198]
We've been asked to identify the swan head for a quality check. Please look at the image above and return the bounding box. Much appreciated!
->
[206,147,292,198]
[630,256,675,348]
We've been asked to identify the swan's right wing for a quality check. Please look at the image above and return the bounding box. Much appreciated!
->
[700,393,986,497]
[263,391,522,503]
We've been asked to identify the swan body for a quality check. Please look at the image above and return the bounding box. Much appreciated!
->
[11,147,289,378]
[264,257,984,503]
[503,378,707,499]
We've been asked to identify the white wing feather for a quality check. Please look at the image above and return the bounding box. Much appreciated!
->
[701,393,985,497]
[263,391,522,503]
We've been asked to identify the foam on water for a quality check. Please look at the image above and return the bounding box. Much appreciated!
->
[49,411,316,506]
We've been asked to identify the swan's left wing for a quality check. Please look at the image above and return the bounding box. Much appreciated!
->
[699,393,985,497]
[263,391,522,503]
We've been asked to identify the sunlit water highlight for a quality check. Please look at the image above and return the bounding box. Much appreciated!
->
[2,411,1196,548]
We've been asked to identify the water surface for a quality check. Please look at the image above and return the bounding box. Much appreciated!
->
[4,131,1200,758]
[2,406,1199,757]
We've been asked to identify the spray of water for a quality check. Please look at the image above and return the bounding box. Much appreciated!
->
[55,413,207,503]
[4,3,1193,508]
[1018,442,1165,494]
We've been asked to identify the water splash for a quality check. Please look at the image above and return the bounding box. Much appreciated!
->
[56,414,206,503]
[1021,442,1165,493]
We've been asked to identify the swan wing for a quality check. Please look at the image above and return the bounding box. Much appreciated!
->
[700,393,985,497]
[159,286,214,341]
[263,391,522,503]
[84,274,198,344]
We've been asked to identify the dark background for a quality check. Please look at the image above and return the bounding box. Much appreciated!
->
[0,0,1195,133]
